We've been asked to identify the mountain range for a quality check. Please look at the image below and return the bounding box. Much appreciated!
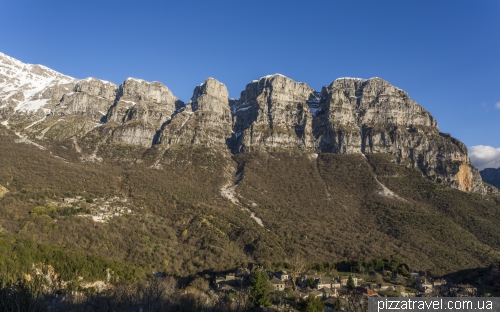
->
[0,52,494,194]
[1,52,500,281]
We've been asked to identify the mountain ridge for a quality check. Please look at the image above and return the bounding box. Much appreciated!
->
[0,52,493,195]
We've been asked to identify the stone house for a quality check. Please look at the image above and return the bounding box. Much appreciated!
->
[292,290,308,299]
[215,274,225,284]
[355,286,378,297]
[276,270,289,281]
[410,272,420,280]
[270,277,285,292]
[315,277,333,290]
[418,279,433,293]
[433,279,446,287]
[218,284,236,294]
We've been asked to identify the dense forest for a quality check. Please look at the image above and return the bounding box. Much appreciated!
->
[1,123,500,310]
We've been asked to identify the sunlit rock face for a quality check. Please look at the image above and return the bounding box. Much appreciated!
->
[105,78,184,148]
[53,78,117,122]
[230,74,317,153]
[0,51,487,193]
[311,77,483,193]
[228,75,484,193]
[157,77,233,149]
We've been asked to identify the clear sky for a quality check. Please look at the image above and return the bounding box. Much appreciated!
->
[1,0,499,168]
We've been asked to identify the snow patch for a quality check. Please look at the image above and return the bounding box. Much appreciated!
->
[177,113,192,131]
[336,77,365,81]
[263,73,286,79]
[83,77,112,84]
[16,99,49,112]
[0,52,76,112]
[237,106,251,112]
[121,100,136,106]
[126,77,145,83]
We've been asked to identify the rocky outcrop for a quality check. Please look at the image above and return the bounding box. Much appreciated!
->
[107,78,182,125]
[480,168,500,189]
[52,78,117,122]
[227,75,484,193]
[106,78,184,148]
[157,77,232,148]
[311,77,484,193]
[230,74,316,153]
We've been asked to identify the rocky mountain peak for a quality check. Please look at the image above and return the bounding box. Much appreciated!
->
[157,77,232,149]
[101,78,185,147]
[321,77,437,129]
[52,77,118,121]
[0,53,76,120]
[190,77,229,114]
[119,78,178,105]
[107,78,183,124]
[74,78,117,101]
[230,74,316,153]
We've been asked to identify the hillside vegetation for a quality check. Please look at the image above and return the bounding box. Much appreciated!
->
[1,124,500,284]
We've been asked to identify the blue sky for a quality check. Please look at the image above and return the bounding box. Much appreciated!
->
[1,0,499,168]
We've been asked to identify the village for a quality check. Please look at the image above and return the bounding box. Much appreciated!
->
[210,265,479,310]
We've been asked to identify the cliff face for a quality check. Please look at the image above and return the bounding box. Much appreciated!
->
[0,52,488,193]
[312,77,484,193]
[53,78,117,122]
[224,75,484,193]
[230,74,316,153]
[157,77,232,149]
[106,78,184,147]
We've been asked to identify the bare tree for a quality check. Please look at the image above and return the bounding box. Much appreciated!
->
[288,254,307,288]
[345,293,368,312]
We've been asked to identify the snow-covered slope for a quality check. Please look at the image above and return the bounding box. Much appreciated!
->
[0,52,77,113]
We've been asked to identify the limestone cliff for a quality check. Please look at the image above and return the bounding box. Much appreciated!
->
[106,78,184,147]
[230,74,316,153]
[157,77,232,148]
[53,77,117,122]
[311,77,484,193]
[0,52,489,193]
[227,75,484,193]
